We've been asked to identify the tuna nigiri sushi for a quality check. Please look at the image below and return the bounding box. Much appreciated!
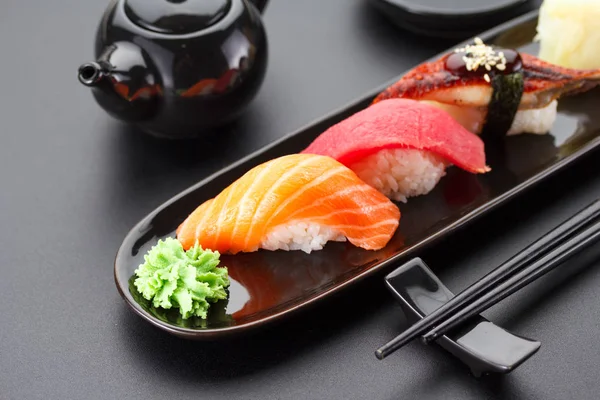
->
[373,37,600,137]
[176,154,400,254]
[302,98,489,203]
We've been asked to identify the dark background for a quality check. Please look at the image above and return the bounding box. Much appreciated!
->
[3,0,600,399]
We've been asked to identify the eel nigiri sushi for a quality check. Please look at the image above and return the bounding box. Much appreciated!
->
[372,37,600,137]
[302,98,489,203]
[176,154,400,254]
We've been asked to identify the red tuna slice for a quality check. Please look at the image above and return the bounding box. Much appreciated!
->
[301,98,490,174]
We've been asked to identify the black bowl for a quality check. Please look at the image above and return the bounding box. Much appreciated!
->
[369,0,538,39]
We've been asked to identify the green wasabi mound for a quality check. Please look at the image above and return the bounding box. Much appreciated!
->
[133,237,230,320]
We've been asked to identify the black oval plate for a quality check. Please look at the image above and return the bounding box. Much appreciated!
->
[115,10,600,339]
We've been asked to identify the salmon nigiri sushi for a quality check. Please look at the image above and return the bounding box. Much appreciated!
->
[302,98,489,203]
[176,154,401,254]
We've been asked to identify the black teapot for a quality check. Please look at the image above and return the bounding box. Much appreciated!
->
[78,0,268,139]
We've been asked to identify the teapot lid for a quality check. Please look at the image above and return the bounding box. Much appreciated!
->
[124,0,232,34]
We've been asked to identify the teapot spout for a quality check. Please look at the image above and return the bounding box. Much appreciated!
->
[77,42,161,123]
[78,62,106,87]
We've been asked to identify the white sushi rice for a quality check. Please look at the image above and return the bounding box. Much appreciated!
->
[349,148,449,203]
[425,99,558,136]
[260,221,347,254]
[507,100,558,136]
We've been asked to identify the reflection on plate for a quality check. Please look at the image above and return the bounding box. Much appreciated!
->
[114,10,600,339]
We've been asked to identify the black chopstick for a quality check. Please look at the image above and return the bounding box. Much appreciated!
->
[422,218,600,344]
[375,199,600,360]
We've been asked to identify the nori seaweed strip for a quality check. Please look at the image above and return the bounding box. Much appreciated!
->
[480,72,524,140]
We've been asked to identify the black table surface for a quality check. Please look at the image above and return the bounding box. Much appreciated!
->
[3,0,600,399]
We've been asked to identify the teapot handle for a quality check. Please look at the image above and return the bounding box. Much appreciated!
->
[248,0,268,13]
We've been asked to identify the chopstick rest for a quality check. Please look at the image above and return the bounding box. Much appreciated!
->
[384,257,541,377]
[376,199,600,358]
